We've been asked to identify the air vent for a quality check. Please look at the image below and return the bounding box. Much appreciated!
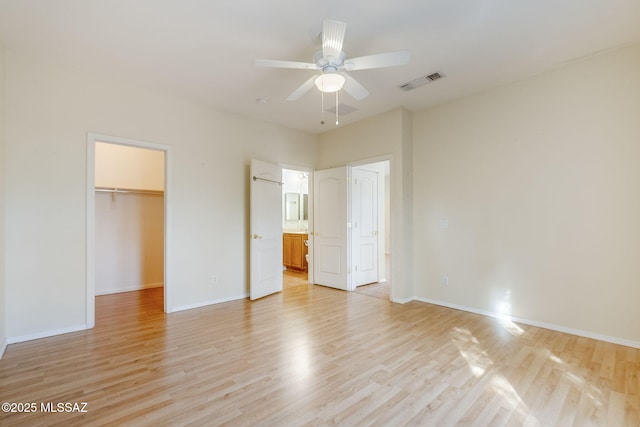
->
[400,72,444,91]
[324,103,358,116]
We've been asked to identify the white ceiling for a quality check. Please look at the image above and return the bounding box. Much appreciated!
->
[1,0,639,134]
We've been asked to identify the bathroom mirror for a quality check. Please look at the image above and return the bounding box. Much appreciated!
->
[285,192,300,221]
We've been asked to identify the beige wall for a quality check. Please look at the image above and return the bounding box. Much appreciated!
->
[317,108,413,301]
[412,44,640,345]
[0,42,6,354]
[4,51,317,341]
[95,142,165,191]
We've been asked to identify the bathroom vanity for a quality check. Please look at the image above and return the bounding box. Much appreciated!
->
[283,232,308,271]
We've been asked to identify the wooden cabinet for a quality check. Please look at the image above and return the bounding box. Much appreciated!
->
[283,233,308,271]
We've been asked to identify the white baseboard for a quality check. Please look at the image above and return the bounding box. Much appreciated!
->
[96,282,164,296]
[7,324,90,345]
[169,293,248,313]
[415,296,640,350]
[0,338,7,360]
[392,296,414,304]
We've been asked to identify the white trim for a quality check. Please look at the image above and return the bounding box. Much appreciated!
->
[278,162,313,174]
[95,283,164,296]
[7,324,89,345]
[349,154,394,168]
[0,339,7,359]
[86,138,96,328]
[170,294,248,313]
[415,296,640,350]
[86,132,173,327]
[347,165,353,291]
[391,296,414,304]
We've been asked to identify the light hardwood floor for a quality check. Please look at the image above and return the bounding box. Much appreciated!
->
[1,284,638,426]
[354,281,390,301]
[283,268,309,288]
[284,267,391,300]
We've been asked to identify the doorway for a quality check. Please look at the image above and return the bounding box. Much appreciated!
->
[250,159,392,301]
[311,158,391,299]
[94,143,165,297]
[86,133,172,328]
[351,160,390,300]
[281,168,310,288]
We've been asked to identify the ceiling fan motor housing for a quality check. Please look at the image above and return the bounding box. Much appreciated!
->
[314,50,345,73]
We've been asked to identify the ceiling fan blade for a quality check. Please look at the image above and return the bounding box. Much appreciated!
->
[286,75,318,101]
[253,59,319,70]
[342,73,369,100]
[344,50,410,71]
[322,19,346,60]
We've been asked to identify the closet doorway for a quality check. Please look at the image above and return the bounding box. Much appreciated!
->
[86,133,171,328]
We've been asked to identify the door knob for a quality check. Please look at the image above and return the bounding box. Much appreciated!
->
[252,234,263,239]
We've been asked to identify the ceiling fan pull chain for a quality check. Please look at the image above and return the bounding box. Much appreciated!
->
[335,91,339,125]
[321,89,325,125]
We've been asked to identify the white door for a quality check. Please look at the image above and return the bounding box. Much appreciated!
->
[352,168,379,286]
[250,159,283,300]
[313,166,349,290]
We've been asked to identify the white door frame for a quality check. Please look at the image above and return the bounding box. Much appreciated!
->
[86,133,173,327]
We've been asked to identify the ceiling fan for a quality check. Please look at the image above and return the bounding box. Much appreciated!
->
[254,19,410,102]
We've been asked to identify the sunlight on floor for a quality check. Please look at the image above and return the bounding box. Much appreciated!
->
[490,374,540,426]
[290,337,312,381]
[497,317,525,336]
[452,327,493,378]
[545,348,604,408]
[452,326,541,425]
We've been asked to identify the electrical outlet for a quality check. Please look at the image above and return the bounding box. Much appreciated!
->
[211,276,219,285]
[442,276,449,286]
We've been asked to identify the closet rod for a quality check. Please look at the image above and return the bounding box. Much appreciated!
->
[252,176,284,186]
[95,187,164,196]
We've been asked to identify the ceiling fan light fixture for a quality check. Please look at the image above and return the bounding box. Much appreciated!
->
[314,73,345,93]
